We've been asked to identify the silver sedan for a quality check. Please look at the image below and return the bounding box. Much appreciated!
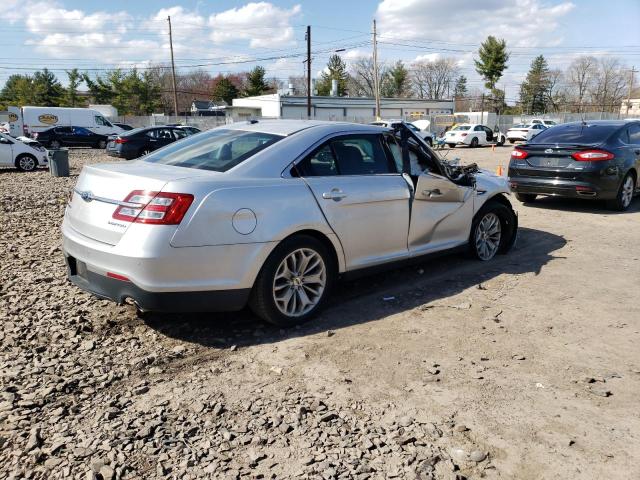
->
[62,120,518,326]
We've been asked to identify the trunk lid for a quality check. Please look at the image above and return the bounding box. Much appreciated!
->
[514,144,603,179]
[67,161,204,245]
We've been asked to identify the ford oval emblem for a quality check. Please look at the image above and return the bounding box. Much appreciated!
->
[544,148,553,154]
[80,191,93,202]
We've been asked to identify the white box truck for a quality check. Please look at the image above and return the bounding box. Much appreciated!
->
[8,106,123,138]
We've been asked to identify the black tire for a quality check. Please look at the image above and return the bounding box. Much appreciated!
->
[49,140,61,149]
[425,137,433,147]
[509,139,515,144]
[15,154,38,172]
[469,199,517,261]
[447,143,456,148]
[470,137,479,148]
[515,193,537,203]
[97,139,107,149]
[249,234,336,327]
[606,172,636,211]
[497,137,505,146]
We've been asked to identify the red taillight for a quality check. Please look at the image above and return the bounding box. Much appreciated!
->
[571,150,614,161]
[115,137,128,144]
[112,190,194,225]
[511,148,528,159]
[107,272,130,282]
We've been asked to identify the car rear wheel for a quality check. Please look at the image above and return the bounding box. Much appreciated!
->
[249,235,335,326]
[469,200,517,261]
[509,139,515,144]
[15,154,38,172]
[50,140,61,149]
[447,143,456,148]
[515,193,537,203]
[606,173,636,211]
[497,137,505,146]
[470,137,479,148]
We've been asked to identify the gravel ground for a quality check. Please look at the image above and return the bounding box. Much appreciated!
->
[1,146,639,480]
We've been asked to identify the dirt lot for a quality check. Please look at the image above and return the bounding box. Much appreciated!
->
[1,145,639,480]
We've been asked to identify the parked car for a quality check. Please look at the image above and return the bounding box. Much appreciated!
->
[506,123,548,143]
[113,123,134,131]
[63,120,518,326]
[106,126,195,160]
[445,124,506,148]
[370,120,434,146]
[175,125,202,135]
[529,119,557,127]
[34,126,108,149]
[0,132,48,171]
[508,120,640,210]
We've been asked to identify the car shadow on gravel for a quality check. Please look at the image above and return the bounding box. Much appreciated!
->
[519,196,640,214]
[142,227,566,348]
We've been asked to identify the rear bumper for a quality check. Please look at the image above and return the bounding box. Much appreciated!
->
[65,255,249,312]
[508,170,619,200]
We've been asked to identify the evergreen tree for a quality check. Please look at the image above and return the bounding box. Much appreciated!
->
[0,74,36,108]
[64,69,83,107]
[519,55,551,114]
[317,55,349,96]
[453,75,468,98]
[212,75,240,104]
[474,36,509,90]
[244,66,269,97]
[32,69,64,106]
[381,61,409,97]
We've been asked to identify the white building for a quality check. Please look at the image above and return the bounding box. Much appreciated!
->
[620,99,640,116]
[231,94,453,122]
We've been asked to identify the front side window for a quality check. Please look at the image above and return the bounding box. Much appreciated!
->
[172,129,188,139]
[143,129,282,172]
[628,124,640,145]
[94,116,110,126]
[474,125,483,132]
[73,127,92,136]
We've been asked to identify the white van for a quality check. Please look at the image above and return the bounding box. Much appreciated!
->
[8,106,123,138]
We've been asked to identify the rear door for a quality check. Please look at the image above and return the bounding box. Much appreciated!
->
[473,125,487,144]
[296,133,411,269]
[71,127,94,146]
[0,135,13,165]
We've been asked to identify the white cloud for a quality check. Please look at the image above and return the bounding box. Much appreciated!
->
[413,53,440,63]
[376,0,575,48]
[209,2,302,48]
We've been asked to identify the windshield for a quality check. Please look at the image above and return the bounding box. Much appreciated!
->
[529,123,620,145]
[143,128,283,172]
[452,125,471,131]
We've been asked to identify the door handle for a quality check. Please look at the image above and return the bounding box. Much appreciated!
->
[322,189,347,200]
[423,188,443,198]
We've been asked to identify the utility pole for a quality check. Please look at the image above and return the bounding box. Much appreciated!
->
[372,19,381,120]
[306,25,311,119]
[626,66,637,116]
[480,93,485,124]
[167,16,179,117]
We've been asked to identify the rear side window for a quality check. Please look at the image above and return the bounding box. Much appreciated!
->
[172,129,188,139]
[530,123,621,145]
[143,129,282,172]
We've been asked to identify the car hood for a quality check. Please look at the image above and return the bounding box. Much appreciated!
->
[475,169,510,193]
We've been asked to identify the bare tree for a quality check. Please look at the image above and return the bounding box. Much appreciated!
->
[590,57,627,113]
[565,56,597,113]
[348,57,387,97]
[546,69,566,112]
[411,58,459,100]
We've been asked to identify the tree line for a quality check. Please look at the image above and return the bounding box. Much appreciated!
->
[0,35,635,115]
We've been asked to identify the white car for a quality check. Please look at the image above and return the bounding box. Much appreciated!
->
[445,124,506,148]
[529,119,557,127]
[506,123,548,143]
[371,120,435,146]
[0,132,48,171]
[62,120,518,325]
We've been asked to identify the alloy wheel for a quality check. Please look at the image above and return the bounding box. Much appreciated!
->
[621,176,634,208]
[272,248,326,317]
[19,156,36,171]
[475,212,502,261]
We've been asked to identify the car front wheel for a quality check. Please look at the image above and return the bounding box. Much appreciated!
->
[469,200,517,261]
[15,154,38,172]
[250,235,335,326]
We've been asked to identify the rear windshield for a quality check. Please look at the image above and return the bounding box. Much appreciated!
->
[143,129,282,172]
[529,123,620,145]
[452,125,470,131]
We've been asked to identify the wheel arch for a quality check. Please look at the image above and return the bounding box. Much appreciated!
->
[14,152,38,169]
[277,228,345,275]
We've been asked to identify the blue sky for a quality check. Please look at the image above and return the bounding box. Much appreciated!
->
[1,0,639,101]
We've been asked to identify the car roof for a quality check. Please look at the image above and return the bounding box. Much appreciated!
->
[559,120,635,127]
[223,119,386,136]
